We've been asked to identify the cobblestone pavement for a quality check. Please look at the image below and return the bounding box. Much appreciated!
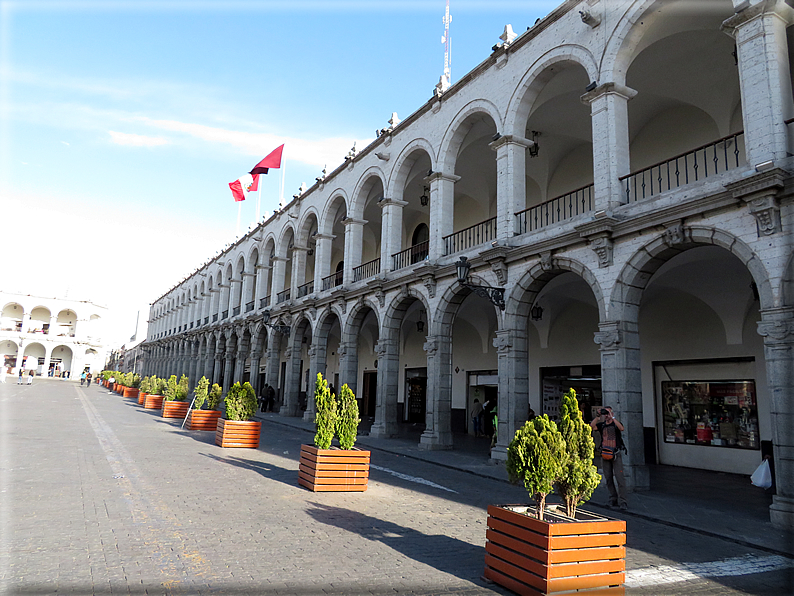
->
[1,380,792,595]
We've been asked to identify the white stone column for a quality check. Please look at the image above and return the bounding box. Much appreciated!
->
[723,0,794,165]
[265,337,281,405]
[313,234,334,291]
[281,344,301,417]
[581,83,637,210]
[370,337,399,438]
[490,135,530,241]
[379,198,408,272]
[342,218,366,285]
[757,307,794,529]
[420,334,453,450]
[241,272,255,313]
[491,329,529,462]
[270,257,287,298]
[256,264,271,308]
[303,345,325,421]
[291,246,308,294]
[426,172,459,260]
[595,320,649,491]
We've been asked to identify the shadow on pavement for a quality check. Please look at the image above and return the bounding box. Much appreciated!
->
[198,452,298,489]
[304,501,495,591]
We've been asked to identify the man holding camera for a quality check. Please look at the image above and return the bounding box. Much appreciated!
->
[591,406,628,510]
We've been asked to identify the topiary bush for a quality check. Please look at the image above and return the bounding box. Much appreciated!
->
[506,415,566,521]
[176,375,189,401]
[313,373,337,450]
[557,388,601,518]
[224,381,257,421]
[164,375,179,401]
[208,383,223,410]
[131,374,141,388]
[336,383,360,450]
[193,377,209,410]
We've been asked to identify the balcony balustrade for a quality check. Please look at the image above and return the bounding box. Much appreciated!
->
[515,184,594,235]
[260,295,270,309]
[392,241,429,271]
[620,132,745,203]
[232,305,241,316]
[246,301,255,313]
[443,217,497,255]
[277,289,291,304]
[221,310,228,320]
[322,271,344,292]
[297,280,314,298]
[353,257,380,282]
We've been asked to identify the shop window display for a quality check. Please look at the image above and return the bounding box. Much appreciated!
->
[662,380,759,450]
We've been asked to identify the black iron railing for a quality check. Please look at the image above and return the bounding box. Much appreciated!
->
[620,132,745,203]
[221,310,228,320]
[204,316,209,325]
[297,280,314,298]
[392,241,429,271]
[212,314,218,323]
[353,257,380,282]
[232,306,240,316]
[515,184,594,235]
[443,217,497,255]
[277,289,291,304]
[260,295,270,309]
[322,271,344,292]
[246,301,255,312]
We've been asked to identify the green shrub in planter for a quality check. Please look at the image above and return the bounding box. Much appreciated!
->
[192,377,209,410]
[131,374,141,389]
[140,376,152,394]
[208,383,223,410]
[506,415,566,521]
[176,375,189,401]
[313,373,337,450]
[557,388,600,518]
[336,383,360,450]
[164,375,179,401]
[225,382,257,421]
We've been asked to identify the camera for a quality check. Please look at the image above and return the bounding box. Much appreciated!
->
[599,408,609,416]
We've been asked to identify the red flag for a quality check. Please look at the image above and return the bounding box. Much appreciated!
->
[250,144,284,175]
[248,173,260,192]
[229,179,246,202]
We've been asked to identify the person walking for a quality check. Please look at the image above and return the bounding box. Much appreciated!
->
[86,372,92,386]
[17,368,24,385]
[591,406,628,510]
[80,371,87,386]
[26,370,34,385]
[470,398,483,437]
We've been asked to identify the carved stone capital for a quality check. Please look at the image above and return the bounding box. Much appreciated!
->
[757,311,794,345]
[661,223,691,247]
[423,276,437,299]
[594,325,621,350]
[423,337,438,355]
[493,330,513,354]
[748,195,782,236]
[540,251,555,272]
[589,235,614,268]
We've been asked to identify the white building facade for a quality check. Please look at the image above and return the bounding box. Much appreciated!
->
[0,292,108,377]
[143,0,794,528]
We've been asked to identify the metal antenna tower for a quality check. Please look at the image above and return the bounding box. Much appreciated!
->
[441,0,452,86]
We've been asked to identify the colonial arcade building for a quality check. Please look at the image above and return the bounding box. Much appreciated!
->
[143,0,794,528]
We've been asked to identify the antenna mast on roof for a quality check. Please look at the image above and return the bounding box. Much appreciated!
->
[441,0,452,87]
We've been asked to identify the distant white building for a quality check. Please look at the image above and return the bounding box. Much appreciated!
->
[0,291,108,376]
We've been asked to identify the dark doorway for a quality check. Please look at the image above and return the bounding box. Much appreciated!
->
[405,368,427,424]
[279,360,287,410]
[362,371,377,417]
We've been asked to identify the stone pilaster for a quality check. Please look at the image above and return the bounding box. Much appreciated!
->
[594,320,649,491]
[370,338,399,438]
[379,198,409,272]
[490,135,530,241]
[581,83,637,210]
[757,307,794,529]
[420,335,453,450]
[426,172,459,260]
[490,329,529,462]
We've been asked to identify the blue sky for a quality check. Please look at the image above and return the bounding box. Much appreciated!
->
[1,0,555,345]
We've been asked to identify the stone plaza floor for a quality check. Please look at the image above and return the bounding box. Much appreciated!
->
[1,379,792,595]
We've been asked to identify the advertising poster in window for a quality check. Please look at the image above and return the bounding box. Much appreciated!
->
[661,380,759,450]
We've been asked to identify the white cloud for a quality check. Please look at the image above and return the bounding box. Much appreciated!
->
[108,130,169,147]
[136,116,372,169]
[61,141,70,146]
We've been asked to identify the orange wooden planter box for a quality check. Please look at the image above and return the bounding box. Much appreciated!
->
[144,394,165,409]
[187,409,223,431]
[298,445,370,492]
[162,400,190,418]
[138,391,147,405]
[123,387,139,399]
[215,419,261,448]
[483,505,626,596]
